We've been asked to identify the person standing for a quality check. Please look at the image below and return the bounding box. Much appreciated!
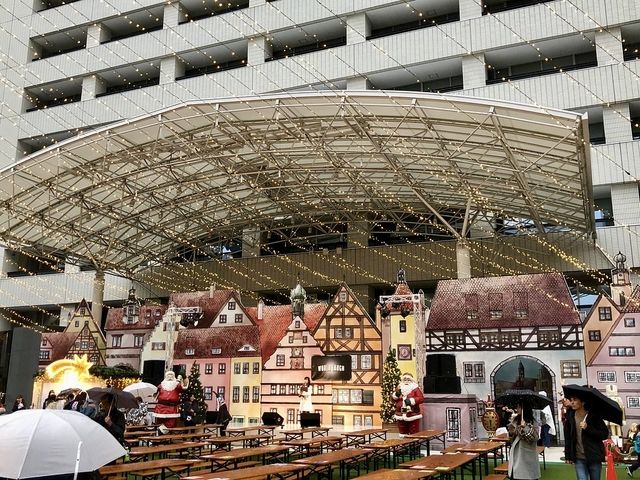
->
[155,370,188,427]
[126,396,150,426]
[564,395,609,480]
[42,390,57,409]
[94,393,126,446]
[537,391,556,447]
[181,394,198,427]
[215,391,232,436]
[508,402,540,480]
[12,394,27,412]
[299,377,313,413]
[627,424,640,477]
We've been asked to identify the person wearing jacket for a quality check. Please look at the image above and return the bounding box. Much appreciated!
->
[507,402,540,480]
[627,423,640,477]
[564,396,610,480]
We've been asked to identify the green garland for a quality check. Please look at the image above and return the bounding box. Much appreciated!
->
[90,364,140,380]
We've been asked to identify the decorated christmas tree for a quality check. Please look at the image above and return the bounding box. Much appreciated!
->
[181,362,208,424]
[380,348,402,423]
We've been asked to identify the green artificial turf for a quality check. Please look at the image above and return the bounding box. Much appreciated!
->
[540,461,629,480]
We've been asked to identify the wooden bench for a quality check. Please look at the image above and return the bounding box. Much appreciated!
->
[181,461,260,478]
[494,462,508,475]
[484,475,507,480]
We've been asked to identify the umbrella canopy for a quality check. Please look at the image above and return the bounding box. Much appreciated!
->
[562,384,623,425]
[0,409,125,479]
[86,387,138,410]
[495,389,553,410]
[123,382,157,400]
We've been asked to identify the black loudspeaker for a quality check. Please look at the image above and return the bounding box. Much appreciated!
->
[426,354,457,376]
[424,375,461,394]
[300,412,321,428]
[262,412,284,426]
[142,360,165,387]
[206,411,219,424]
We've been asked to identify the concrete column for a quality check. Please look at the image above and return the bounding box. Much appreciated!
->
[164,3,187,28]
[86,24,111,48]
[348,221,369,248]
[462,53,486,90]
[611,183,640,226]
[248,36,271,65]
[347,76,369,90]
[92,270,105,327]
[242,227,261,258]
[603,103,632,144]
[346,12,370,45]
[5,327,41,409]
[81,75,105,101]
[456,240,471,279]
[595,27,624,66]
[0,248,10,277]
[459,0,483,21]
[161,56,184,84]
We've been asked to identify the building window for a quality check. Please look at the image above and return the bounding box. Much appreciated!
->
[466,310,478,320]
[276,354,285,367]
[463,362,485,383]
[75,320,79,328]
[351,355,358,370]
[253,362,260,374]
[289,336,294,344]
[219,314,227,324]
[445,333,464,346]
[446,407,461,442]
[361,354,372,369]
[217,387,225,397]
[609,347,635,357]
[302,335,308,344]
[537,329,559,344]
[80,340,89,350]
[218,363,226,374]
[211,347,221,354]
[134,334,144,347]
[252,386,260,402]
[234,363,241,374]
[185,348,195,356]
[243,386,250,403]
[41,339,47,347]
[39,350,50,360]
[205,363,213,374]
[288,409,296,423]
[295,320,300,328]
[228,301,236,310]
[232,386,240,403]
[399,320,407,333]
[279,385,286,394]
[332,415,344,425]
[489,310,503,319]
[628,397,640,408]
[242,362,249,374]
[339,292,347,302]
[203,386,212,400]
[561,360,581,378]
[588,330,601,341]
[344,327,352,338]
[625,318,636,328]
[235,313,243,323]
[111,335,122,348]
[514,309,528,319]
[625,372,640,382]
[599,307,612,321]
[270,385,277,394]
[288,384,297,394]
[317,385,325,395]
[335,328,342,338]
[597,371,616,383]
[151,342,165,350]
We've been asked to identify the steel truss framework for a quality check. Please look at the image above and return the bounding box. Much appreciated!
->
[0,92,594,275]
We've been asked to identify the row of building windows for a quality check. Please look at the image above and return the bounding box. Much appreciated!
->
[269,384,326,395]
[597,371,640,383]
[462,360,583,382]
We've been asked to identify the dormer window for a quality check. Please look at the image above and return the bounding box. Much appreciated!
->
[514,309,528,319]
[489,310,503,319]
[185,348,195,356]
[228,301,236,310]
[211,347,222,354]
[239,344,256,352]
[466,310,478,320]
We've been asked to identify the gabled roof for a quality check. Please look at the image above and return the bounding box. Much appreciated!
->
[428,273,580,329]
[249,302,327,364]
[171,289,249,328]
[313,282,380,335]
[581,292,619,327]
[40,331,77,363]
[105,304,168,331]
[173,325,260,359]
[620,286,640,314]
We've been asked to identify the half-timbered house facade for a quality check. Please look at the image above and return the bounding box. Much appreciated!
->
[313,283,383,428]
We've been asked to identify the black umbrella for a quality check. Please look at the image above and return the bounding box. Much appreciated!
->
[86,387,138,410]
[562,384,623,425]
[495,389,553,410]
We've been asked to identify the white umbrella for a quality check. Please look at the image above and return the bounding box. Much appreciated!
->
[0,409,126,479]
[123,381,157,400]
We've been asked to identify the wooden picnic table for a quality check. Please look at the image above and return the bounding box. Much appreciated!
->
[342,428,388,447]
[406,429,447,455]
[399,452,479,480]
[138,433,216,445]
[280,435,343,456]
[99,458,200,480]
[129,441,209,461]
[167,424,222,434]
[226,425,278,437]
[280,427,331,441]
[351,468,437,480]
[449,441,506,475]
[365,438,418,468]
[208,434,273,450]
[181,463,306,480]
[200,445,290,471]
[292,448,372,480]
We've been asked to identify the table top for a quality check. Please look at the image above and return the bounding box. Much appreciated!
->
[129,441,208,458]
[342,428,388,437]
[280,435,343,447]
[201,444,289,461]
[351,468,437,480]
[455,441,505,453]
[99,458,199,475]
[399,452,479,471]
[226,425,277,435]
[366,438,415,449]
[282,427,331,435]
[207,433,271,445]
[293,448,371,464]
[406,430,447,440]
[181,463,306,480]
[138,432,214,443]
[167,423,222,433]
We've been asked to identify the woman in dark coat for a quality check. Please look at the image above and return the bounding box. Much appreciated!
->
[564,396,609,480]
[214,392,232,436]
[12,394,26,412]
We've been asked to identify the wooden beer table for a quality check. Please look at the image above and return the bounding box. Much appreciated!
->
[292,448,371,480]
[365,438,417,468]
[200,445,290,471]
[399,452,479,480]
[226,425,278,437]
[129,441,209,461]
[351,468,437,480]
[406,429,447,456]
[450,441,505,475]
[181,463,306,480]
[280,435,343,457]
[342,428,388,447]
[280,427,332,440]
[99,458,200,480]
[208,434,272,450]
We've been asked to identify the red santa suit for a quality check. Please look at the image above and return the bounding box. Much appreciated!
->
[392,373,425,435]
[155,371,185,427]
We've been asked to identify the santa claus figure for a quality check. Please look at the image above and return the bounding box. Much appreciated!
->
[154,370,188,427]
[392,372,425,435]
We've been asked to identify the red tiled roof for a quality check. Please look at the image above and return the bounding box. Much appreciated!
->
[105,304,167,331]
[173,325,260,359]
[170,290,244,328]
[621,285,640,313]
[428,273,580,329]
[41,331,77,363]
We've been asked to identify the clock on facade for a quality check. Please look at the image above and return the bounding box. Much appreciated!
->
[398,344,412,360]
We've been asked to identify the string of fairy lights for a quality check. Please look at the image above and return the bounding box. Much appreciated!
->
[0,0,637,335]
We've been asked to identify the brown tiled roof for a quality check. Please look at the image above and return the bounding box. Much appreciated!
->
[428,273,580,329]
[621,285,640,313]
[170,290,245,328]
[173,325,260,359]
[105,304,167,331]
[248,303,328,364]
[41,331,77,363]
